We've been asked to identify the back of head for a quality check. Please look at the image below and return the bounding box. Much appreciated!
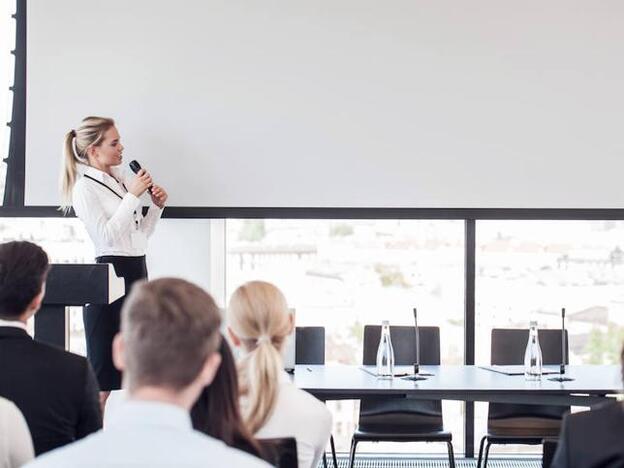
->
[121,277,221,392]
[60,116,115,212]
[0,241,49,320]
[228,281,292,433]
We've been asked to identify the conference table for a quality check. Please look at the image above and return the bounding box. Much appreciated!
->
[294,364,622,407]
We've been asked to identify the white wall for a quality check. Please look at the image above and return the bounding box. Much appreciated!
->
[26,0,624,209]
[146,218,214,294]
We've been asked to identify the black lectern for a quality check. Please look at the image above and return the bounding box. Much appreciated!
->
[34,264,125,349]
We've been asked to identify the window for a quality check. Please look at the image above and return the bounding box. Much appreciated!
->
[226,219,466,453]
[475,220,624,453]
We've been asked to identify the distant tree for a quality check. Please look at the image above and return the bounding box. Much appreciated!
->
[237,220,266,242]
[584,323,624,364]
[374,263,410,288]
[329,223,354,237]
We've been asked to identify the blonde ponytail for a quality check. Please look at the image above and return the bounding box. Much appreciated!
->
[60,129,78,213]
[228,281,292,433]
[59,116,115,213]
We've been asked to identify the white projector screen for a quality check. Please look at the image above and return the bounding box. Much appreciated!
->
[26,0,624,209]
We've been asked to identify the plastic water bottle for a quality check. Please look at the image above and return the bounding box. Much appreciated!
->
[376,321,395,379]
[524,321,543,381]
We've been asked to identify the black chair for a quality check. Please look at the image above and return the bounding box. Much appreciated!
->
[295,327,338,468]
[477,329,569,468]
[295,326,325,365]
[258,437,298,468]
[542,438,558,468]
[349,325,456,468]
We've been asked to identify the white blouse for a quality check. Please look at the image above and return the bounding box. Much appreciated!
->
[252,372,332,468]
[0,397,34,468]
[72,164,163,257]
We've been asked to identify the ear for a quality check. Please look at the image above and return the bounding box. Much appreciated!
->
[112,333,125,372]
[87,144,98,159]
[199,351,222,387]
[22,283,46,321]
[227,326,241,347]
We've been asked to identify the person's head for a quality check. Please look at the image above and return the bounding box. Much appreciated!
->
[227,281,293,433]
[0,241,49,322]
[191,336,262,458]
[61,116,121,211]
[112,278,222,408]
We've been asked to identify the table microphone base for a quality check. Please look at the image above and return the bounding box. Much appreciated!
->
[402,375,429,381]
[548,376,575,382]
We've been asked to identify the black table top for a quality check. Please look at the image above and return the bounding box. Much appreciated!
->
[293,364,623,406]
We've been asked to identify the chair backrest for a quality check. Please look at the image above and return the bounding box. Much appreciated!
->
[488,328,570,430]
[258,437,298,468]
[359,325,443,432]
[295,326,325,365]
[282,309,297,371]
[542,438,558,468]
[363,325,440,365]
[491,328,569,366]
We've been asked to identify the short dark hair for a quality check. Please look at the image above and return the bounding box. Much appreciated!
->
[121,277,221,391]
[0,241,49,319]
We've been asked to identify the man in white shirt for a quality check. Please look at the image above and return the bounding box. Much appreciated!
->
[26,278,271,468]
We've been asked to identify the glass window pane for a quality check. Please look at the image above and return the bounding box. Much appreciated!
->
[226,219,465,454]
[0,217,93,352]
[475,220,624,455]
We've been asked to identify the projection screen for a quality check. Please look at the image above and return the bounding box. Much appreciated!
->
[25,0,624,209]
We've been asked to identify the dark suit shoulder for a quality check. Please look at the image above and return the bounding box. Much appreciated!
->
[559,401,624,468]
[27,339,89,367]
[567,401,624,427]
[0,333,90,383]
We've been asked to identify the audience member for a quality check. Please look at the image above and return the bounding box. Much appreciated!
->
[550,344,624,467]
[0,396,34,468]
[0,241,101,455]
[26,278,271,468]
[228,280,332,468]
[104,336,269,462]
[190,336,267,461]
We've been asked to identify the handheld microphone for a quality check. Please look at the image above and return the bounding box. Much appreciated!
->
[129,160,153,194]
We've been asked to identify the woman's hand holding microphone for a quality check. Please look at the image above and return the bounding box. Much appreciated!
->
[128,167,168,209]
[128,169,152,197]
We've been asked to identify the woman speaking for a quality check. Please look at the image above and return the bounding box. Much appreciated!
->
[60,116,167,405]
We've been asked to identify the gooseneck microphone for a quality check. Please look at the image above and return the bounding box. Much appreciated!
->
[129,160,153,194]
[548,307,574,382]
[413,307,420,375]
[402,306,430,381]
[560,307,566,375]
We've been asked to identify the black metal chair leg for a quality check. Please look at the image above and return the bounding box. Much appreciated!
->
[446,441,456,468]
[477,436,487,468]
[483,440,492,468]
[330,435,338,468]
[348,438,358,468]
[322,452,328,468]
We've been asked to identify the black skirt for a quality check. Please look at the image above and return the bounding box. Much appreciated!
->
[83,255,147,391]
